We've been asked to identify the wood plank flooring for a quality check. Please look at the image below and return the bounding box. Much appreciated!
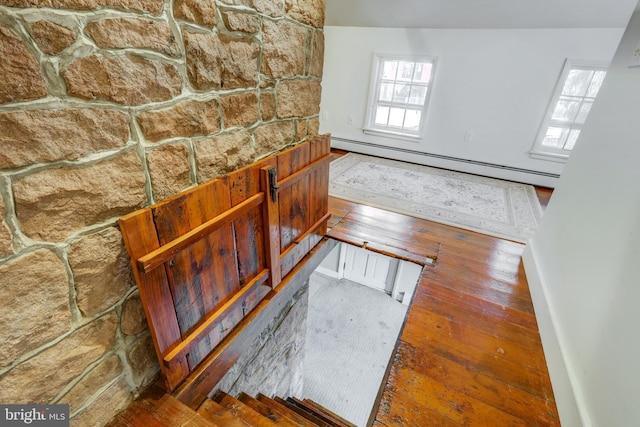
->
[327,195,560,426]
[328,199,441,266]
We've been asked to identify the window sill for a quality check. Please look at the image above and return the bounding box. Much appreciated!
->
[363,128,422,143]
[529,150,569,163]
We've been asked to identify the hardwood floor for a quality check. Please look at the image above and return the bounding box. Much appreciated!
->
[107,148,558,426]
[327,197,560,426]
[535,187,553,210]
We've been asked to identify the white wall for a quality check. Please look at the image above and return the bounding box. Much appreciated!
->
[525,3,640,426]
[316,242,342,278]
[320,27,623,187]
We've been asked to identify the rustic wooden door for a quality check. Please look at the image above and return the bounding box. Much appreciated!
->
[119,135,331,391]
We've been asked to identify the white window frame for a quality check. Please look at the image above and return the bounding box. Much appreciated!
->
[530,59,608,162]
[363,54,437,141]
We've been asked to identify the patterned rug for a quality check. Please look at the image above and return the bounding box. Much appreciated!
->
[329,153,543,243]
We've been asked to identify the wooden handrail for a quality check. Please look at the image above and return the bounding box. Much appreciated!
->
[137,193,265,273]
[163,269,270,367]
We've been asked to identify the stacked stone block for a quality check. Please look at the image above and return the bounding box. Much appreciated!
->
[214,280,310,400]
[0,0,325,424]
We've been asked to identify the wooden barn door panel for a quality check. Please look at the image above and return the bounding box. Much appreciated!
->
[119,135,331,392]
[119,209,189,390]
[277,142,311,253]
[151,180,240,368]
[227,157,276,285]
[277,136,331,277]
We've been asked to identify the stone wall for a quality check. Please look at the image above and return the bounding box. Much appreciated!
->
[214,280,309,399]
[0,0,325,425]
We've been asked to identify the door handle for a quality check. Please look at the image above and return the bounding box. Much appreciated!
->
[268,167,279,203]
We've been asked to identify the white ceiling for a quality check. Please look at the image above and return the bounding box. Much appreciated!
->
[325,0,638,29]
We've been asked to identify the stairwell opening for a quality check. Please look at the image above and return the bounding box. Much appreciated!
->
[301,242,422,426]
[192,239,422,427]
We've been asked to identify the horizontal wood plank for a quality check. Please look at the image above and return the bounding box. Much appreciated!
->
[138,193,264,273]
[163,269,270,367]
[276,153,331,192]
[327,206,441,264]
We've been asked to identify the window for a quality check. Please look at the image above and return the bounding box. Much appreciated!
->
[364,54,436,140]
[531,60,608,161]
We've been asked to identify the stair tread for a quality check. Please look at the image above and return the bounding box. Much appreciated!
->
[290,397,357,427]
[108,403,168,427]
[237,392,303,427]
[274,397,333,427]
[147,394,215,427]
[108,391,216,427]
[197,399,250,427]
[214,391,280,427]
[256,394,321,427]
[106,385,353,427]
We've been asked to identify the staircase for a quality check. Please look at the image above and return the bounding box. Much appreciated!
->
[106,384,356,427]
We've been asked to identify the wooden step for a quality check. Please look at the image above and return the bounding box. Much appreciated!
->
[107,401,167,427]
[214,391,279,427]
[274,396,333,427]
[106,382,353,427]
[236,392,303,427]
[291,398,357,427]
[152,395,215,426]
[197,398,249,427]
[256,394,322,427]
[107,386,215,427]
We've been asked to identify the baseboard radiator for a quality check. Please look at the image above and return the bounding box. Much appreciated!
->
[331,137,561,179]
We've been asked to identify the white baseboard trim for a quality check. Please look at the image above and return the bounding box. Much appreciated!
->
[314,265,340,279]
[331,137,560,188]
[522,242,589,427]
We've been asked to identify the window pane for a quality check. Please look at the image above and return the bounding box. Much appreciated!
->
[575,100,593,124]
[408,85,428,105]
[564,129,581,150]
[375,106,389,125]
[413,63,433,83]
[551,97,581,122]
[541,127,569,148]
[404,109,421,130]
[393,84,410,103]
[379,82,393,102]
[368,56,435,136]
[586,71,607,97]
[532,63,607,159]
[562,69,593,96]
[388,108,405,127]
[382,61,398,80]
[397,61,415,82]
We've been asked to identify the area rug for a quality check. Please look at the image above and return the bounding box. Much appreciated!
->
[329,153,543,243]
